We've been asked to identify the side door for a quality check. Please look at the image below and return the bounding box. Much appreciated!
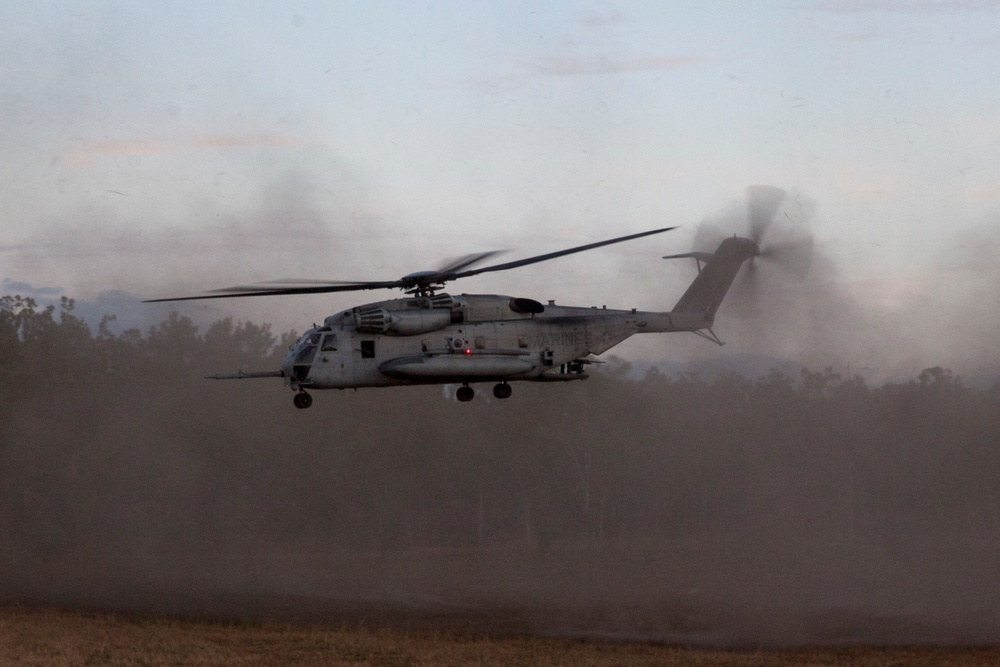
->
[351,335,383,385]
[310,332,350,388]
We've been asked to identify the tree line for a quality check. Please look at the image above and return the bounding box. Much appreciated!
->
[2,294,999,588]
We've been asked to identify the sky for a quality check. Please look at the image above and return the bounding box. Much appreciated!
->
[2,0,999,376]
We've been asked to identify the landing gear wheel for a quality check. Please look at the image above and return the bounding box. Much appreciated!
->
[456,385,475,402]
[493,382,512,399]
[293,391,313,409]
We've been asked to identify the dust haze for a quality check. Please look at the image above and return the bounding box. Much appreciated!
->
[3,189,1000,648]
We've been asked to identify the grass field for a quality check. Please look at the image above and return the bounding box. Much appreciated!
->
[2,605,999,666]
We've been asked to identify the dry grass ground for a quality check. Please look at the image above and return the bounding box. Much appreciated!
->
[1,606,999,667]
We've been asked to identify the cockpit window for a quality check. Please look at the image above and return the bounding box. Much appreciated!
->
[294,344,317,365]
[321,334,337,351]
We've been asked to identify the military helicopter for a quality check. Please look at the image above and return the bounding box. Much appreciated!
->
[146,186,812,408]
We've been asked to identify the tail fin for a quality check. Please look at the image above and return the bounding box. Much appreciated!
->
[667,237,758,322]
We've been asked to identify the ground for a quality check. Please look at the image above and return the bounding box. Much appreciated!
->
[1,605,999,667]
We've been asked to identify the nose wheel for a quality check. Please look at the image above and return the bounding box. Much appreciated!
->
[293,391,313,409]
[456,385,475,402]
[492,382,512,399]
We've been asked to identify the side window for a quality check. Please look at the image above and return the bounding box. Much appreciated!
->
[321,334,337,352]
[360,340,375,359]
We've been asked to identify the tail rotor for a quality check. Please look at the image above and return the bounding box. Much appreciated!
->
[694,185,815,316]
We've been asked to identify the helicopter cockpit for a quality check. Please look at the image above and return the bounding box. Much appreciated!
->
[284,328,337,383]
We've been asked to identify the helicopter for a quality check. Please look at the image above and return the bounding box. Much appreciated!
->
[146,186,812,408]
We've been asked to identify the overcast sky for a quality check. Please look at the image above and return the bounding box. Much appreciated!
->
[2,1,999,375]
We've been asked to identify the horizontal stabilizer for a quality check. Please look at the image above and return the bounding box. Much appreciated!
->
[663,251,714,262]
[206,370,284,380]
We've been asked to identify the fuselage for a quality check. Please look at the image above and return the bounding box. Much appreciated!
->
[281,292,706,391]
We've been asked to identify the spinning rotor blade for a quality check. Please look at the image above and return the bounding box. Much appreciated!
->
[192,251,507,299]
[447,226,677,281]
[678,186,814,318]
[691,223,728,255]
[741,186,814,313]
[746,184,787,247]
[143,226,676,303]
[434,250,506,275]
[691,186,786,256]
[144,280,404,302]
[759,235,814,279]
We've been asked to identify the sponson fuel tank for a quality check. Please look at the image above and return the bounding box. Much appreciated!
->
[379,354,534,379]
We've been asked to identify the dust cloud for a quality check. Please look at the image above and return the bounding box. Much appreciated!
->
[3,199,1000,648]
[646,191,1000,387]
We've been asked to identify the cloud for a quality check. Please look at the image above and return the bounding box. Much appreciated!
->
[805,0,1000,12]
[525,54,707,77]
[64,135,309,167]
[830,29,884,42]
[833,169,901,203]
[1,279,61,296]
[0,280,154,333]
[463,7,705,92]
[838,273,933,308]
[974,34,1000,47]
[577,11,626,29]
[966,183,1000,201]
[468,52,707,92]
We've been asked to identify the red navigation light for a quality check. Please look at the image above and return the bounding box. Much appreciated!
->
[464,348,471,355]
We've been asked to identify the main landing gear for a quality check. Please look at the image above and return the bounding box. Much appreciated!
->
[492,382,512,399]
[293,391,313,409]
[455,382,513,402]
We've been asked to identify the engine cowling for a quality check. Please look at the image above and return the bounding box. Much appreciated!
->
[354,306,452,335]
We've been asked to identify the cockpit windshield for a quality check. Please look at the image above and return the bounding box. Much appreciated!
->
[294,344,317,365]
[292,329,321,366]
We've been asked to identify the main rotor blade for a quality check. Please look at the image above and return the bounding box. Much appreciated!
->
[143,280,404,302]
[143,227,676,303]
[434,250,506,275]
[222,278,374,287]
[447,226,677,281]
